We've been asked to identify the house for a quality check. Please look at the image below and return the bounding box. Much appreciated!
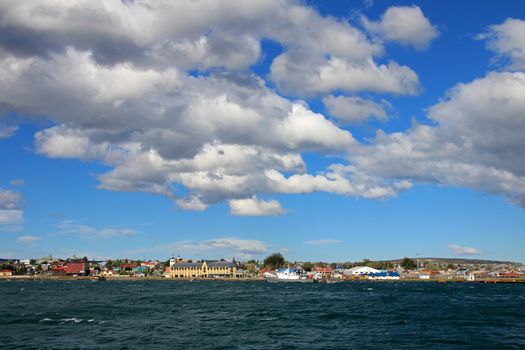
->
[101,269,116,277]
[141,261,158,268]
[132,266,148,277]
[500,271,521,278]
[51,266,67,275]
[0,269,13,277]
[66,261,88,275]
[315,267,333,275]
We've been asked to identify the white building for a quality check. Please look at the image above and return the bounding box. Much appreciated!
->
[344,266,381,276]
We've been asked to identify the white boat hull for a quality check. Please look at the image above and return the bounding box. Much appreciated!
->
[265,276,314,283]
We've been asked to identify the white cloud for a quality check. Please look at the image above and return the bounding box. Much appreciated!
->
[18,235,41,242]
[0,125,17,139]
[323,95,388,124]
[270,55,420,96]
[58,220,136,238]
[0,209,23,226]
[479,18,525,70]
[202,238,268,255]
[0,188,23,230]
[98,228,135,238]
[448,244,481,256]
[120,237,269,260]
[229,197,285,216]
[0,0,417,99]
[0,188,22,210]
[2,2,523,215]
[303,239,342,245]
[362,6,439,50]
[0,1,419,213]
[348,71,525,206]
[176,197,208,212]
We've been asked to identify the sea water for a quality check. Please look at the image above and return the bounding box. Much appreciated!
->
[1,280,524,349]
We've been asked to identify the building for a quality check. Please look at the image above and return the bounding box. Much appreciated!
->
[141,261,159,268]
[344,266,381,276]
[367,272,400,280]
[132,266,148,277]
[170,260,238,278]
[51,266,67,275]
[314,266,333,279]
[500,271,521,278]
[0,269,13,277]
[66,261,88,275]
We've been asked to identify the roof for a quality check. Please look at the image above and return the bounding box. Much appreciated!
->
[208,261,235,268]
[315,267,333,273]
[369,272,400,277]
[346,266,381,274]
[132,266,148,272]
[172,262,202,268]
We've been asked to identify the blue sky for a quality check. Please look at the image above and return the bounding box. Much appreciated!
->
[0,1,524,262]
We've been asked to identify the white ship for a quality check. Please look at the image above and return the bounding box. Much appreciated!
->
[264,267,314,283]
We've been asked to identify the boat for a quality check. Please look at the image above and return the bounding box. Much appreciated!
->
[265,267,314,283]
[92,275,106,282]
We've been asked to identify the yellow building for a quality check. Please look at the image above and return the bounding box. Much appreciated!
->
[170,260,239,278]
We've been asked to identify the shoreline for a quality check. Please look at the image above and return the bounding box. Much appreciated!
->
[1,275,524,283]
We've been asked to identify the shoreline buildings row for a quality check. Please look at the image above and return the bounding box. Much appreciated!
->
[1,255,524,282]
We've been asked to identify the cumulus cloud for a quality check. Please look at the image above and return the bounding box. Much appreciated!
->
[362,6,439,50]
[323,95,388,124]
[270,55,420,96]
[0,188,23,230]
[349,71,525,206]
[448,244,481,256]
[18,235,41,242]
[0,0,418,98]
[0,0,424,214]
[229,197,285,216]
[478,18,525,70]
[0,125,17,139]
[1,2,523,215]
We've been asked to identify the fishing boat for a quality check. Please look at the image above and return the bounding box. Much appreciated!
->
[265,267,314,283]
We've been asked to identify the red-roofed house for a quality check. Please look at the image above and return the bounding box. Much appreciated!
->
[66,261,88,275]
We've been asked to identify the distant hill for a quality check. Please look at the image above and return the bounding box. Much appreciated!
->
[387,257,521,265]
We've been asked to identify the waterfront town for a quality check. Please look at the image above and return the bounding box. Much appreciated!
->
[0,253,524,283]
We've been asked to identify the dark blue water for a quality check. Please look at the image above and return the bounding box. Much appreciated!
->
[1,280,524,349]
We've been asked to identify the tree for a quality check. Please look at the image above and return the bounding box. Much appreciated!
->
[302,262,313,272]
[245,262,257,274]
[16,266,27,275]
[400,257,417,270]
[263,253,285,269]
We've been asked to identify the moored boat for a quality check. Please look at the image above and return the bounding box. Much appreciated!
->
[264,267,314,283]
